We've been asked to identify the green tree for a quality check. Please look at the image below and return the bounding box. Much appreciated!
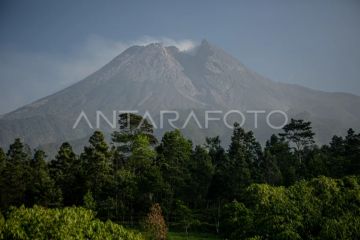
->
[112,113,157,167]
[221,176,360,240]
[27,150,62,207]
[114,168,138,223]
[323,129,360,178]
[263,134,295,185]
[188,146,214,203]
[222,200,254,239]
[227,123,262,198]
[1,139,31,208]
[112,113,165,220]
[260,148,282,185]
[0,147,5,173]
[206,137,229,201]
[127,135,156,175]
[205,136,226,166]
[49,142,84,206]
[244,184,302,240]
[127,134,164,215]
[156,130,192,201]
[326,135,348,177]
[112,114,165,221]
[344,128,360,175]
[279,119,315,164]
[0,147,5,207]
[173,200,199,237]
[83,190,96,211]
[204,137,228,233]
[303,147,329,178]
[81,131,114,216]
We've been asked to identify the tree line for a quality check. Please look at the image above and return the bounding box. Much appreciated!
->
[0,114,359,239]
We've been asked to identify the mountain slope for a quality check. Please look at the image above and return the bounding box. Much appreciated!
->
[1,40,360,153]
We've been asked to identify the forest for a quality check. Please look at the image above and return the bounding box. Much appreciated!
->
[0,113,359,239]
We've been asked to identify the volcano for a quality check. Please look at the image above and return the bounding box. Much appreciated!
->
[1,40,360,155]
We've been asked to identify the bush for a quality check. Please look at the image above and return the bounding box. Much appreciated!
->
[2,205,143,240]
[222,201,254,239]
[221,176,360,240]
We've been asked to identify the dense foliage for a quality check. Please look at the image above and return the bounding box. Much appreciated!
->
[0,205,143,240]
[0,114,359,239]
[222,176,360,239]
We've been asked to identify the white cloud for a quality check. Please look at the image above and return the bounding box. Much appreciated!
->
[0,36,196,114]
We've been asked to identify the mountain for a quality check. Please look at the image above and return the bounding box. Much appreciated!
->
[1,40,360,155]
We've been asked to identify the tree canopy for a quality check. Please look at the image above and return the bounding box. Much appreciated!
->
[0,115,359,239]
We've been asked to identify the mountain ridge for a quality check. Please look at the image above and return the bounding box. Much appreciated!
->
[1,40,360,155]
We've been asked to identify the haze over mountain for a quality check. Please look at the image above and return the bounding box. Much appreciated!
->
[1,40,360,154]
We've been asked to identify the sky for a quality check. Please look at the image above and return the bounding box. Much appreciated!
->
[0,0,360,114]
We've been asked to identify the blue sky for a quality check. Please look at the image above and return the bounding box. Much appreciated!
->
[0,0,360,114]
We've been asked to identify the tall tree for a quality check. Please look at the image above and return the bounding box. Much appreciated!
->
[320,129,360,178]
[28,150,62,207]
[206,137,231,201]
[279,119,315,164]
[127,134,164,214]
[325,135,348,177]
[264,134,297,186]
[227,123,262,198]
[156,129,192,219]
[303,147,329,179]
[127,135,156,175]
[205,136,226,166]
[81,131,113,206]
[260,149,282,186]
[344,128,360,175]
[188,146,214,203]
[113,168,138,223]
[112,114,162,220]
[156,130,192,199]
[49,142,84,206]
[0,147,5,173]
[1,139,31,208]
[112,113,157,167]
[0,147,6,208]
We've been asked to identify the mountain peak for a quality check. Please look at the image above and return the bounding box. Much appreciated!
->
[120,43,166,57]
[200,39,210,46]
[145,42,164,49]
[197,39,220,56]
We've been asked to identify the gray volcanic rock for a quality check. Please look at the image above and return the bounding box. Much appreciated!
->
[1,40,360,155]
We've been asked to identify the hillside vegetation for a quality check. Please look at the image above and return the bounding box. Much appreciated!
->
[0,114,359,239]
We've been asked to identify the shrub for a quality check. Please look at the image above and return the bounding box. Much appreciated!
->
[221,176,360,240]
[2,205,143,240]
